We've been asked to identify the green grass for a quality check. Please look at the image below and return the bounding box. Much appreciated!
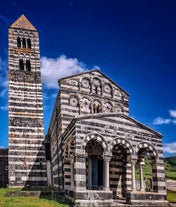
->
[135,157,152,180]
[135,156,176,181]
[0,188,71,207]
[167,190,176,203]
[164,156,176,180]
[0,187,175,205]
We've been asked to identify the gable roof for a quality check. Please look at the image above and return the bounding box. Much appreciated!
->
[10,14,37,31]
[59,69,129,96]
[62,112,162,139]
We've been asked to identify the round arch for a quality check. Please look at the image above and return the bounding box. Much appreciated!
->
[136,141,158,159]
[83,133,109,152]
[110,137,134,157]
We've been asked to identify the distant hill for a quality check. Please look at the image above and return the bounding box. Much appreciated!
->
[135,156,176,181]
[164,156,176,180]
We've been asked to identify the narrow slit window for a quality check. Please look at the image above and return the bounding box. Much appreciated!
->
[19,59,24,70]
[26,60,31,71]
[27,38,31,49]
[22,38,26,48]
[17,37,21,48]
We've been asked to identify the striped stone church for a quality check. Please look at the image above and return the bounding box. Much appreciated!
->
[0,15,169,206]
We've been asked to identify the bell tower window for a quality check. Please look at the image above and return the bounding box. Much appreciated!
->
[22,38,26,48]
[26,60,31,71]
[17,37,21,48]
[19,59,24,70]
[27,38,31,49]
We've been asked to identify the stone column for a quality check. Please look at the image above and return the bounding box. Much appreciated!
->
[103,154,111,191]
[46,160,52,186]
[88,158,92,189]
[139,160,145,191]
[152,159,166,193]
[70,156,74,190]
[74,153,87,191]
[131,159,137,192]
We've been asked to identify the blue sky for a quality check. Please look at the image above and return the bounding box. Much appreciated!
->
[0,0,176,157]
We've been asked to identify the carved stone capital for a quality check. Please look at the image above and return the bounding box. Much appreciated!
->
[103,153,112,162]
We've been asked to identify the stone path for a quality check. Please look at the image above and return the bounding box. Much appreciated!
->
[166,179,176,191]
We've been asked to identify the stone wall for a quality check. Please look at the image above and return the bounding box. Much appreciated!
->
[0,148,8,187]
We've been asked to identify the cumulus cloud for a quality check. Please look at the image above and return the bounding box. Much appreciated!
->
[41,55,87,88]
[153,109,176,125]
[163,142,176,154]
[169,110,176,119]
[153,117,171,125]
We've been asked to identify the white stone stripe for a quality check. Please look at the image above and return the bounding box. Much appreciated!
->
[9,160,46,164]
[9,131,44,135]
[9,126,44,129]
[8,149,45,153]
[8,155,45,158]
[8,137,44,141]
[9,115,43,119]
[15,169,46,173]
[9,96,43,100]
[9,82,42,87]
[9,106,43,110]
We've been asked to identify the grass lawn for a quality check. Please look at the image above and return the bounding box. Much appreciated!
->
[0,187,175,206]
[0,188,71,207]
[167,190,176,203]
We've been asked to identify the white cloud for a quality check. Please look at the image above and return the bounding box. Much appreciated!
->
[169,109,176,119]
[153,117,171,125]
[0,105,8,111]
[41,55,87,88]
[163,142,176,154]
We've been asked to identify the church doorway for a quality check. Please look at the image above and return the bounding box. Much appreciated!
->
[85,139,104,190]
[110,145,128,198]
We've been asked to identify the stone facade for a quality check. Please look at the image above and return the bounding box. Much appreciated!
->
[0,148,8,187]
[8,15,47,187]
[47,70,169,206]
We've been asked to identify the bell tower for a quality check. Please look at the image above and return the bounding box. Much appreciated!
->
[8,15,47,186]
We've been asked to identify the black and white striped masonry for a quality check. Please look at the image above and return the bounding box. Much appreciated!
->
[8,15,47,187]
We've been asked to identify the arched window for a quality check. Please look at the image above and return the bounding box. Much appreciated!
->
[27,38,31,49]
[22,38,26,48]
[17,37,21,48]
[93,101,102,113]
[19,59,24,70]
[26,60,31,71]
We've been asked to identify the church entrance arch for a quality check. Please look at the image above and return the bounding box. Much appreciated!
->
[109,138,133,198]
[85,139,104,190]
[110,144,128,197]
[136,142,158,192]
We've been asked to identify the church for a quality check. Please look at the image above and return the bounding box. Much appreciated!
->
[0,15,169,207]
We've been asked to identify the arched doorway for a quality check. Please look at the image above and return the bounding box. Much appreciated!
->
[136,143,158,192]
[85,139,104,190]
[110,145,128,198]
